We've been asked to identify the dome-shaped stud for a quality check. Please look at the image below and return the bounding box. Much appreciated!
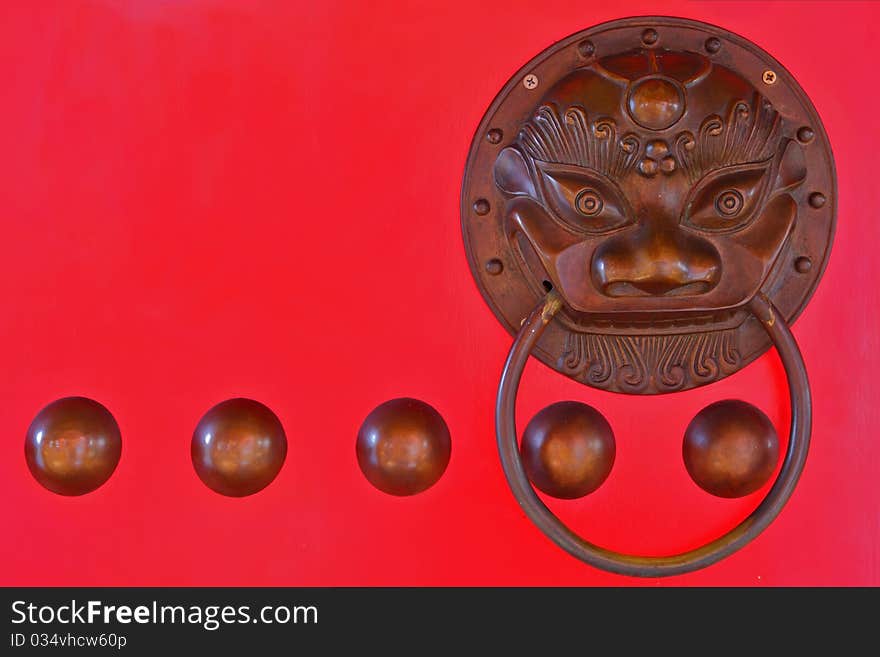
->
[24,397,122,496]
[191,398,287,497]
[683,400,779,498]
[520,401,615,499]
[356,398,451,496]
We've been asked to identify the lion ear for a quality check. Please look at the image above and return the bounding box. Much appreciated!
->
[774,140,806,193]
[494,147,536,197]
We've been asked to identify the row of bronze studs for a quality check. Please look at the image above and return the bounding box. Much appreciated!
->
[24,395,778,499]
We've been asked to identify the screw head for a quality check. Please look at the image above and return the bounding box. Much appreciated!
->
[762,70,777,85]
[641,28,658,45]
[522,74,539,90]
[795,256,812,273]
[473,198,490,215]
[808,192,827,208]
[486,128,503,144]
[797,126,815,143]
[704,37,722,54]
[577,40,595,58]
[485,258,503,275]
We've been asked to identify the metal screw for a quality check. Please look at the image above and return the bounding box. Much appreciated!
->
[762,70,777,85]
[808,192,827,208]
[486,128,503,144]
[795,256,812,274]
[486,259,503,275]
[523,74,539,90]
[641,28,658,46]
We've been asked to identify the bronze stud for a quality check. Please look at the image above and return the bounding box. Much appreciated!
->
[473,198,490,215]
[683,400,779,498]
[356,398,451,496]
[191,398,287,497]
[25,397,122,496]
[520,401,615,499]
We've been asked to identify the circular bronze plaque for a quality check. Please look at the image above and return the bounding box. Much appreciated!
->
[461,17,836,394]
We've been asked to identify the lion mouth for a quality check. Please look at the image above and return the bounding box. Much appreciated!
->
[554,305,747,336]
[601,280,715,298]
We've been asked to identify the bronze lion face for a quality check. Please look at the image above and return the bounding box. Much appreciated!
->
[491,49,808,392]
[496,48,806,316]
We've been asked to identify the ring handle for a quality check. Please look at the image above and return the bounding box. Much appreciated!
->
[495,291,811,577]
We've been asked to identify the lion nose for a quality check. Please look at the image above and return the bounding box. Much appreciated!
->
[591,226,721,297]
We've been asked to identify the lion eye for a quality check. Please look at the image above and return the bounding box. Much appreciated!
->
[683,160,771,232]
[575,189,603,216]
[535,162,631,234]
[715,189,743,217]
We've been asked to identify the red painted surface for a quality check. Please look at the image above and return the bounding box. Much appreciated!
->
[0,0,877,586]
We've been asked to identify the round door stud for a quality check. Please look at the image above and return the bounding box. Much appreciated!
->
[356,398,451,496]
[191,398,287,497]
[25,397,122,496]
[683,400,779,498]
[520,401,615,499]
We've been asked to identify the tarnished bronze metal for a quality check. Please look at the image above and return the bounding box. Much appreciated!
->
[356,398,451,496]
[521,401,615,499]
[191,398,287,497]
[463,17,833,576]
[683,399,779,498]
[462,16,835,394]
[25,397,122,496]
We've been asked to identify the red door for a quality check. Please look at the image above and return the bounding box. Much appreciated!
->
[1,0,876,585]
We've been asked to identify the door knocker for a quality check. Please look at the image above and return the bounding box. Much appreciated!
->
[461,17,836,576]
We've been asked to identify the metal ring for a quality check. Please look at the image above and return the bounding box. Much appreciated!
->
[495,291,811,577]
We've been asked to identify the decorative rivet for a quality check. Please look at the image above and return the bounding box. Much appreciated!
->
[521,401,615,500]
[25,397,122,496]
[191,398,287,497]
[809,192,827,208]
[795,256,812,273]
[683,400,779,498]
[797,126,815,143]
[356,398,451,496]
[641,28,658,45]
[762,70,777,85]
[522,74,539,90]
[577,40,595,58]
[704,37,722,54]
[473,198,490,215]
[486,128,503,144]
[486,258,503,275]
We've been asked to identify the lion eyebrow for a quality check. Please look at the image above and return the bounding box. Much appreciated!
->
[519,104,642,179]
[673,93,782,183]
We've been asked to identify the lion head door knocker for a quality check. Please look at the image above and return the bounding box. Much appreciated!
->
[461,17,836,576]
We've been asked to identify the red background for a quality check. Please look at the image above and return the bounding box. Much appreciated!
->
[0,0,877,586]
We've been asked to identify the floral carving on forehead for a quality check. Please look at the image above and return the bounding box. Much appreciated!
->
[516,49,784,182]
